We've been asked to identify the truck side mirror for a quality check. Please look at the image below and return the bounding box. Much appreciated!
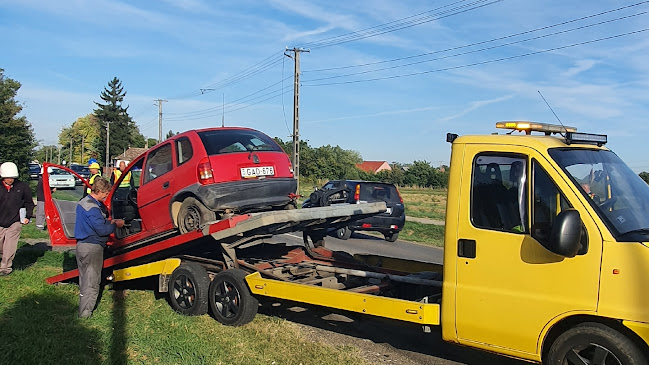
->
[547,209,582,258]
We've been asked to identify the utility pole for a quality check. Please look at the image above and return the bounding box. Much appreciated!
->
[69,136,73,165]
[285,47,309,194]
[57,145,61,165]
[154,99,168,142]
[105,120,111,176]
[81,134,85,165]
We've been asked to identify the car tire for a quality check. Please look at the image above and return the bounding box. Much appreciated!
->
[384,232,399,242]
[336,226,352,240]
[545,322,647,365]
[209,269,258,326]
[177,197,216,234]
[168,263,210,316]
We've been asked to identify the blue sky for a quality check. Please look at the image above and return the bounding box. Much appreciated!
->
[2,0,649,171]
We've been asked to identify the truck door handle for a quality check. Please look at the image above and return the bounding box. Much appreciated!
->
[458,239,476,258]
[162,181,170,189]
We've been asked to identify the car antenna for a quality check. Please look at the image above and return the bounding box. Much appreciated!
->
[538,90,567,137]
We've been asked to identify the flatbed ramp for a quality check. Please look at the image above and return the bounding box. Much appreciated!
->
[46,202,387,284]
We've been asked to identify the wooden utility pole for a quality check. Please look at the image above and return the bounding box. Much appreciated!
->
[105,120,111,174]
[154,99,168,142]
[285,47,309,194]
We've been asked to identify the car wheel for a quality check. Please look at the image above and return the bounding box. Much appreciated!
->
[168,263,210,316]
[336,226,352,240]
[545,322,647,365]
[177,197,216,234]
[384,232,399,242]
[209,269,258,326]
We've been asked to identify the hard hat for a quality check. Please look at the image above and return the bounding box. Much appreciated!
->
[0,162,19,178]
[89,162,100,169]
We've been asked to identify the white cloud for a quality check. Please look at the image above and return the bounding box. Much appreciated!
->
[562,59,599,77]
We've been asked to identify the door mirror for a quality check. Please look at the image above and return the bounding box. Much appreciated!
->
[547,209,582,258]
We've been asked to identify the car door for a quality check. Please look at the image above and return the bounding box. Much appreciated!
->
[137,143,175,232]
[453,145,601,356]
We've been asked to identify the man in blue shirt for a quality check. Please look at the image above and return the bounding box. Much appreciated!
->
[75,177,124,318]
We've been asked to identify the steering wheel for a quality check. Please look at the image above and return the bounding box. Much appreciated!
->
[128,189,138,206]
[598,196,617,211]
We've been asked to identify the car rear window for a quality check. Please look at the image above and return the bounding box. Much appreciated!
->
[358,183,401,203]
[198,129,282,155]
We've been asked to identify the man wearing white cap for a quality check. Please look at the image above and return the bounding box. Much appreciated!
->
[0,162,34,276]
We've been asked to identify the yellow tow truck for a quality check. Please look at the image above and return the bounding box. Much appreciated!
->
[48,122,649,364]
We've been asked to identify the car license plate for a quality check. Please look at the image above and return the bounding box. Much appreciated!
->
[241,166,274,178]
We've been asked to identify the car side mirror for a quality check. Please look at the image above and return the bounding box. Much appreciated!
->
[547,209,582,258]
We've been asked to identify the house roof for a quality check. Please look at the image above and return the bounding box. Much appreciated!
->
[113,147,148,161]
[356,161,390,173]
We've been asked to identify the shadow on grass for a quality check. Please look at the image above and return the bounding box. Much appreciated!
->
[111,290,128,365]
[13,243,50,270]
[256,298,526,365]
[0,291,103,365]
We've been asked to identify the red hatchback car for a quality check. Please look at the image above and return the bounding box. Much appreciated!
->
[45,127,297,249]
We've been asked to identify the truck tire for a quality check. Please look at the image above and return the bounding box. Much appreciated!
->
[545,322,647,365]
[178,197,216,234]
[384,231,399,242]
[168,263,210,316]
[336,226,352,240]
[208,269,258,326]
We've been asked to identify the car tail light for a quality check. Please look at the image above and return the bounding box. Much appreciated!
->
[288,160,294,175]
[362,223,372,228]
[197,157,214,184]
[396,187,403,203]
[390,224,399,230]
[354,184,360,202]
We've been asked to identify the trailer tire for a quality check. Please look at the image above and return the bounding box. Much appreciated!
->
[336,226,352,240]
[168,263,210,316]
[208,269,258,326]
[177,197,216,234]
[545,322,647,365]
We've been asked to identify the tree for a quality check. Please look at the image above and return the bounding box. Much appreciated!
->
[639,172,649,184]
[165,130,178,140]
[93,77,145,167]
[58,114,101,165]
[0,69,36,179]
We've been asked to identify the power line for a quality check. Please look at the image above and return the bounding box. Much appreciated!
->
[302,28,649,87]
[304,1,649,73]
[303,10,649,83]
[297,0,502,49]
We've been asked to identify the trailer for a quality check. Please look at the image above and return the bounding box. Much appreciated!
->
[46,201,442,327]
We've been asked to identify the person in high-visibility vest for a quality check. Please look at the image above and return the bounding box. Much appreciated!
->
[110,161,131,188]
[85,162,102,196]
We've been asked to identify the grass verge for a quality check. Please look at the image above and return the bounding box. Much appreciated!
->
[19,221,51,239]
[398,221,445,247]
[0,242,366,365]
[52,189,81,201]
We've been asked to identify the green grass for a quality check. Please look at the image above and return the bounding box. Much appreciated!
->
[52,189,81,201]
[0,243,367,365]
[398,221,445,247]
[19,221,51,239]
[400,188,447,220]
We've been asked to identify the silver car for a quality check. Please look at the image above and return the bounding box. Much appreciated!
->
[49,168,76,189]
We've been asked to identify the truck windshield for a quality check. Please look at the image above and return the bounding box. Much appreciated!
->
[549,148,649,241]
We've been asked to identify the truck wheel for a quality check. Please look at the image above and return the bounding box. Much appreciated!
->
[168,263,210,316]
[384,232,399,242]
[178,197,216,234]
[208,269,258,326]
[545,322,647,365]
[336,226,352,240]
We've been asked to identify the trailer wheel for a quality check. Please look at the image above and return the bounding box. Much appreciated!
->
[208,269,258,326]
[168,263,210,316]
[336,226,352,240]
[545,322,647,365]
[177,197,216,234]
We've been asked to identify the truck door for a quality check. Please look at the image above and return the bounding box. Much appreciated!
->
[453,145,601,356]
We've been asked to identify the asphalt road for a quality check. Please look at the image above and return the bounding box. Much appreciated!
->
[262,232,531,365]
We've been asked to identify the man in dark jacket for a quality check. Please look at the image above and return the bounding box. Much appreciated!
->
[75,177,124,318]
[0,162,34,276]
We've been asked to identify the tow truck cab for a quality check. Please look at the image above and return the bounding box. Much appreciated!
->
[442,122,649,363]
